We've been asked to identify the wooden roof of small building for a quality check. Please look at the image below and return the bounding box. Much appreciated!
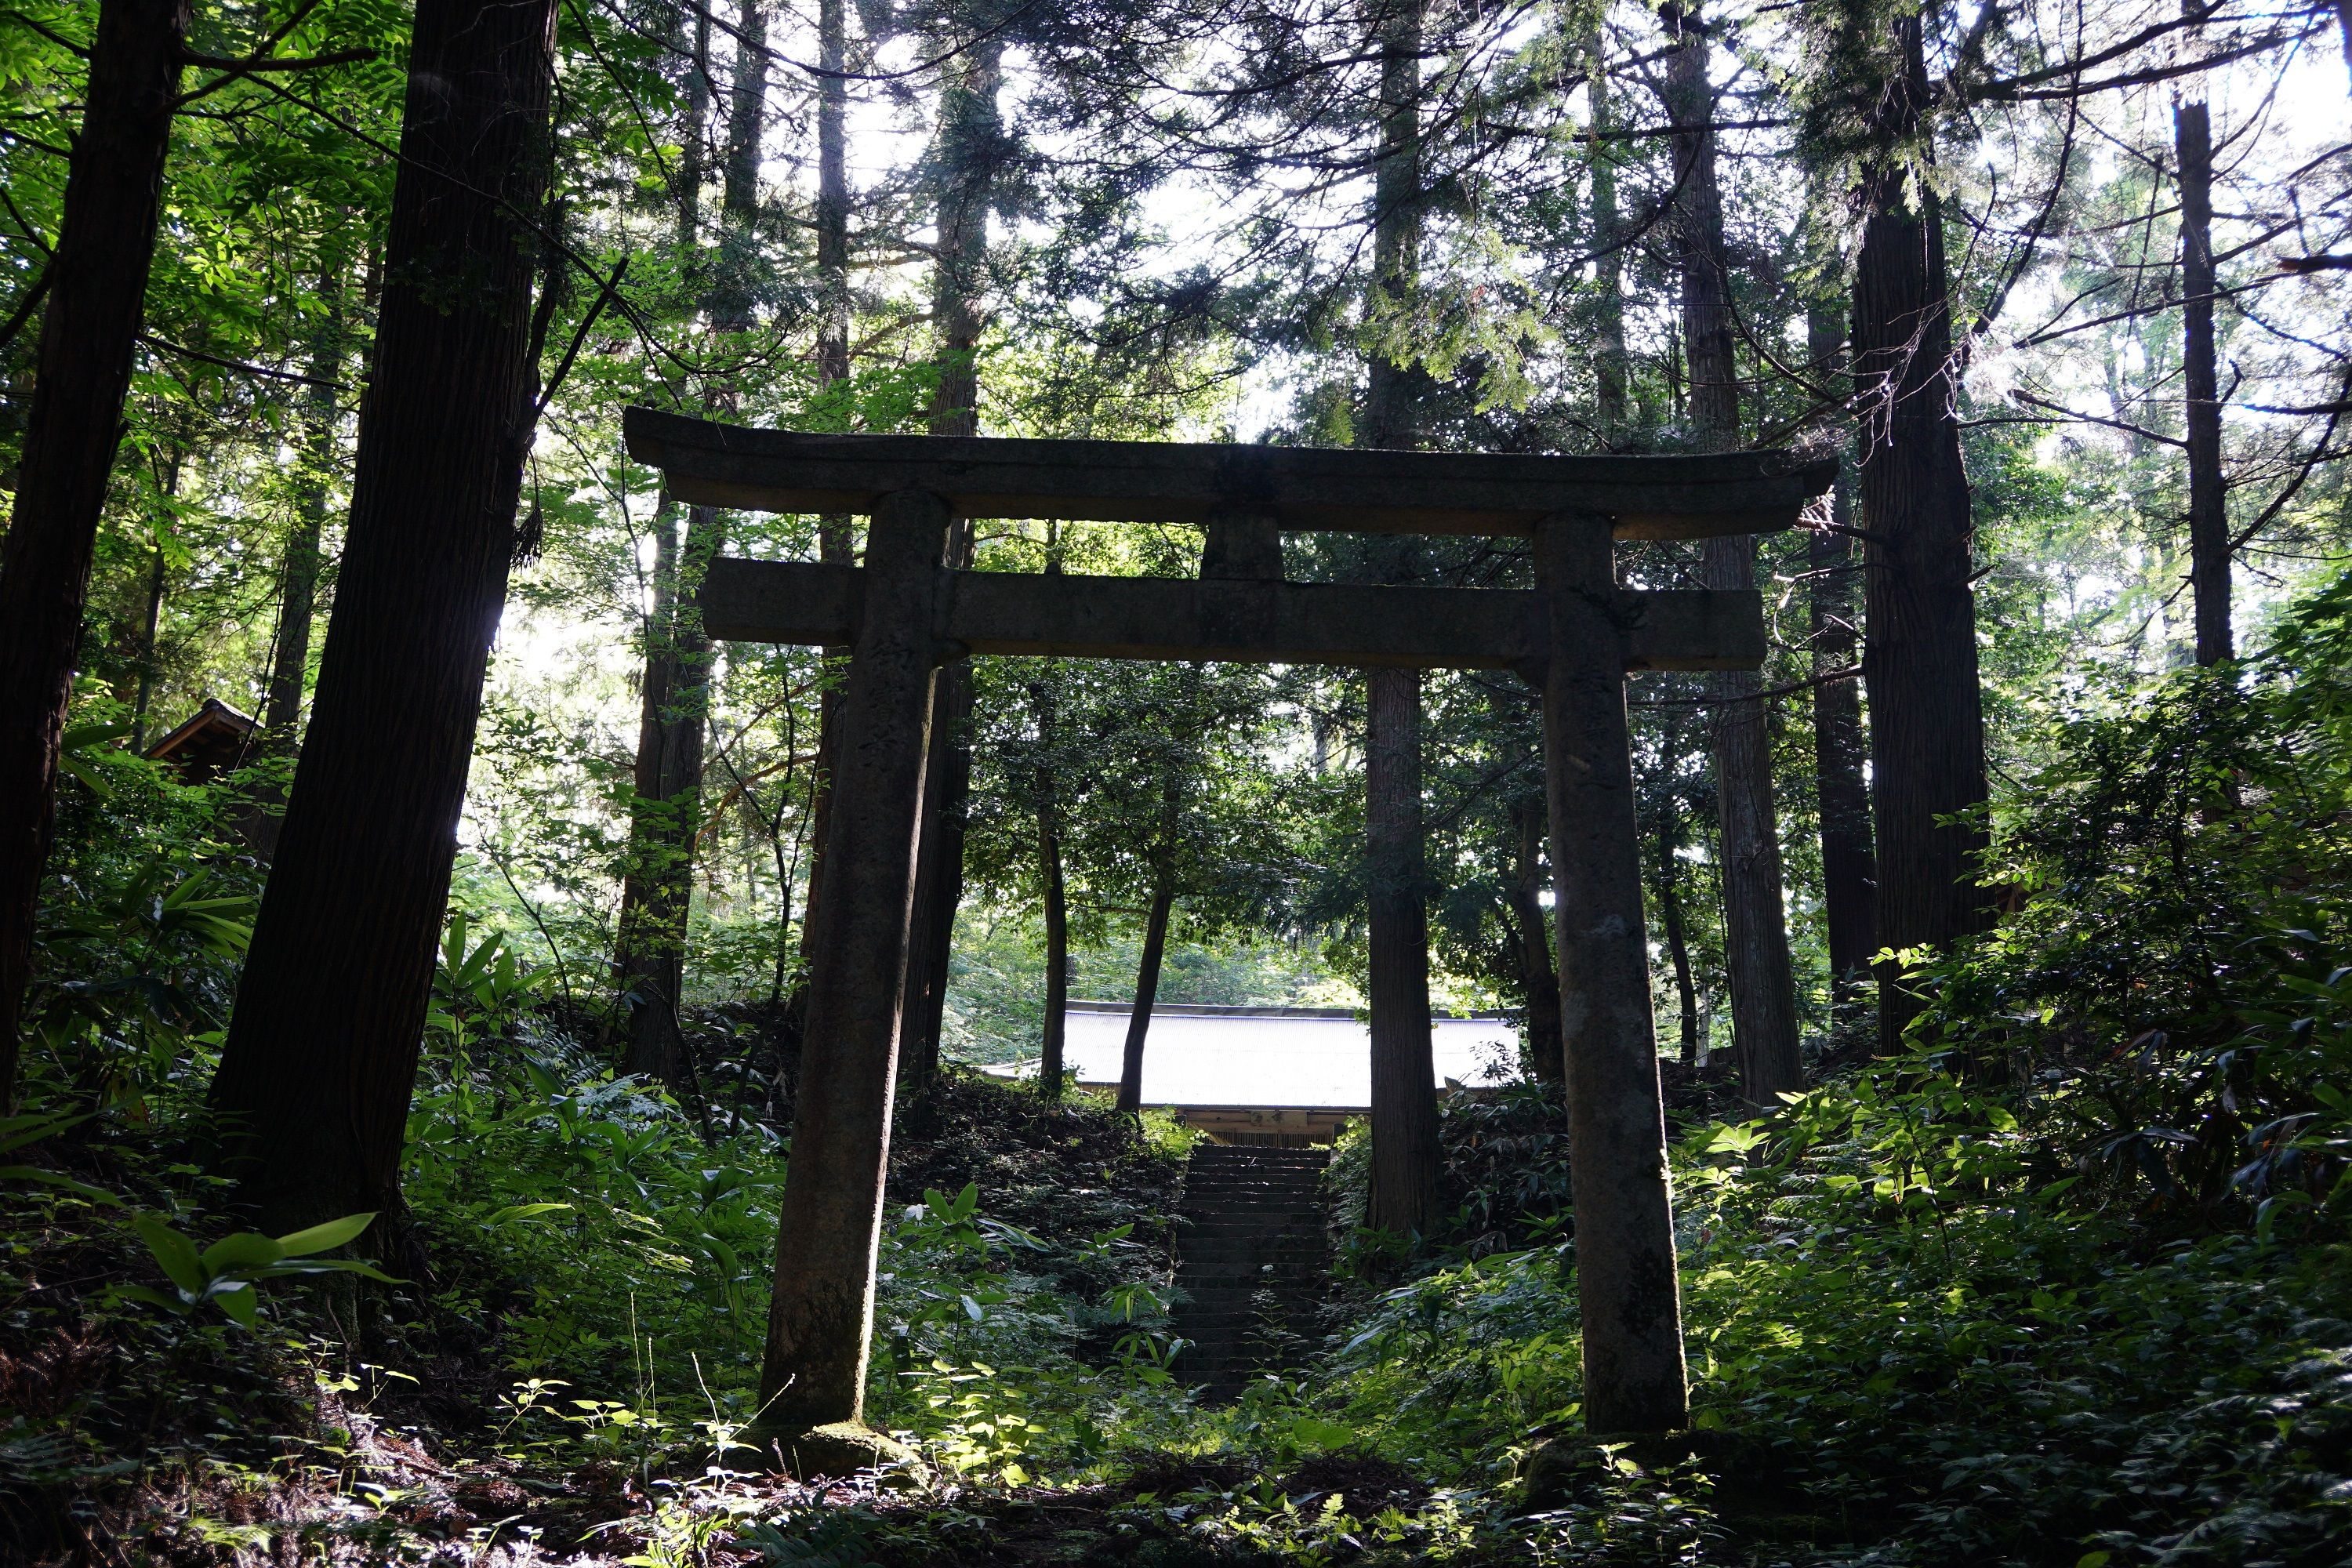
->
[144,699,259,782]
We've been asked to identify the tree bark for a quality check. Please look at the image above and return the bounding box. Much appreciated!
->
[0,0,187,1111]
[1537,514,1688,1435]
[205,0,559,1232]
[1668,8,1801,1107]
[1116,855,1176,1116]
[129,443,180,753]
[1806,303,1877,1016]
[1653,789,1703,1065]
[897,42,1000,1083]
[263,288,347,741]
[1506,797,1564,1089]
[791,0,854,1054]
[1356,0,1440,1235]
[757,488,949,1436]
[1367,667,1441,1235]
[1033,671,1069,1100]
[815,0,851,410]
[1362,0,1422,451]
[2176,96,2230,666]
[927,37,1000,441]
[898,616,971,1085]
[1853,12,1990,1051]
[612,0,759,1090]
[614,501,724,1087]
[1582,23,1628,433]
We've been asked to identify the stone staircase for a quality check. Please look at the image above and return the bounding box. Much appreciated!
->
[1169,1143,1332,1400]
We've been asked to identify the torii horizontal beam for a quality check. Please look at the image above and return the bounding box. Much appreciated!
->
[623,405,1835,541]
[700,557,1766,672]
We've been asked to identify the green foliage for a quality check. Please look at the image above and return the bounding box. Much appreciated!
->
[115,1210,394,1329]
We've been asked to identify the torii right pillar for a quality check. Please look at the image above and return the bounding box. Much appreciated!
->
[1537,511,1688,1434]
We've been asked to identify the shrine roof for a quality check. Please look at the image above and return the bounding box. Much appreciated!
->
[978,1000,1521,1112]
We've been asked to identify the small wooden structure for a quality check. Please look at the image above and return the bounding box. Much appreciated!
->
[622,406,1835,1438]
[144,698,259,783]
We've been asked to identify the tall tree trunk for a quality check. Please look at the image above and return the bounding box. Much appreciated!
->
[898,38,1000,1083]
[1362,0,1421,452]
[815,0,851,419]
[1581,22,1628,433]
[800,0,852,972]
[1033,670,1069,1099]
[1367,669,1441,1235]
[1806,302,1877,1016]
[1668,7,1801,1106]
[1654,799,1703,1064]
[1506,797,1564,1089]
[263,287,347,740]
[129,444,180,752]
[2176,95,2230,665]
[898,601,971,1086]
[927,38,999,441]
[0,0,187,1110]
[1359,0,1440,1236]
[614,500,722,1087]
[1116,855,1176,1116]
[1853,12,1989,1051]
[206,0,559,1232]
[789,0,852,1069]
[612,0,759,1091]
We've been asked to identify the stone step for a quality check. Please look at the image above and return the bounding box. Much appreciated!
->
[1178,1187,1323,1203]
[1180,1190,1322,1207]
[1181,1173,1326,1190]
[1189,1147,1329,1163]
[1168,1144,1336,1405]
[1180,1214,1326,1234]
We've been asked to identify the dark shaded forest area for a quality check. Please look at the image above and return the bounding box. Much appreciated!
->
[5,0,2352,1563]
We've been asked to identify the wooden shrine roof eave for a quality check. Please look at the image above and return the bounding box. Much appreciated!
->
[699,559,1769,672]
[622,406,1837,541]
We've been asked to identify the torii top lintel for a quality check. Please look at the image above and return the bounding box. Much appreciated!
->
[622,407,1836,541]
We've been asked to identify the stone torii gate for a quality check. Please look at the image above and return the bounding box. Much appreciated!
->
[622,406,1834,1446]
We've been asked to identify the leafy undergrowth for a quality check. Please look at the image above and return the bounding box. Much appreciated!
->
[17,590,2352,1563]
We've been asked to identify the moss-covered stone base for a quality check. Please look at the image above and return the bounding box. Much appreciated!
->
[753,1421,927,1484]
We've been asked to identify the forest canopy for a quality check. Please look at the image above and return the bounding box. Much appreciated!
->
[2,0,2352,1563]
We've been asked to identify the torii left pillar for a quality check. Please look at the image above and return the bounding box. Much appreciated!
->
[1538,513,1688,1433]
[755,488,948,1439]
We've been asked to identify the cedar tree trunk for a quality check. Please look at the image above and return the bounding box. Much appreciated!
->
[2177,96,2230,665]
[1033,672,1069,1099]
[1583,23,1628,431]
[612,0,760,1089]
[1853,13,1990,1050]
[1358,0,1440,1234]
[0,0,187,1110]
[206,0,559,1232]
[615,500,723,1087]
[263,289,346,740]
[1367,666,1441,1235]
[1668,8,1801,1105]
[1806,303,1878,1014]
[897,43,1000,1082]
[1116,858,1176,1116]
[796,0,852,1004]
[1656,800,1704,1065]
[1507,796,1564,1090]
